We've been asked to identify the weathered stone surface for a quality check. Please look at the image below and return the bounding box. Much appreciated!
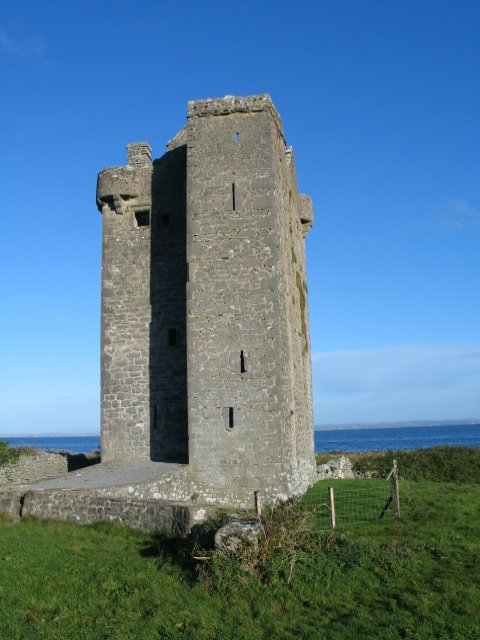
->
[0,490,24,520]
[317,456,355,480]
[0,452,68,486]
[214,517,263,554]
[96,94,317,507]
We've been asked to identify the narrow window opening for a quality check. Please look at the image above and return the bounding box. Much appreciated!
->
[240,350,246,373]
[232,183,236,211]
[228,407,234,430]
[160,214,170,227]
[168,328,177,346]
[235,132,240,142]
[135,210,150,227]
[186,263,189,282]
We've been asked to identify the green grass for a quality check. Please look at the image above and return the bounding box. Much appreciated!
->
[301,477,396,528]
[1,453,479,638]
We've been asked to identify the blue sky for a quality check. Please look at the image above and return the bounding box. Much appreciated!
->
[0,0,479,435]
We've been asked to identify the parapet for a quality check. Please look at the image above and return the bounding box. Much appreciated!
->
[188,93,284,137]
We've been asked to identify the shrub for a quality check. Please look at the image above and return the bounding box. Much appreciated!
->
[198,498,414,595]
[0,441,21,468]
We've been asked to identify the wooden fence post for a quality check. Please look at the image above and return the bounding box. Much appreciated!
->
[391,459,401,520]
[328,487,336,529]
[254,491,262,516]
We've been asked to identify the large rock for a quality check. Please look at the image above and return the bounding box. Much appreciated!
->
[317,455,355,480]
[214,517,263,555]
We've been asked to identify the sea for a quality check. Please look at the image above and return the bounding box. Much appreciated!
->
[2,423,480,454]
[314,423,480,453]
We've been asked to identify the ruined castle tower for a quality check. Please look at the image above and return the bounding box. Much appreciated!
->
[96,94,316,504]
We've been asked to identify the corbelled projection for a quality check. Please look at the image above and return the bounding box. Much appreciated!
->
[96,94,316,506]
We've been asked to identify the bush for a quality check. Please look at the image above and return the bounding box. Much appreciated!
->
[0,441,21,468]
[198,500,314,590]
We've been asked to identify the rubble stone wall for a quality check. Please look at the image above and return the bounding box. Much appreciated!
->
[0,452,68,486]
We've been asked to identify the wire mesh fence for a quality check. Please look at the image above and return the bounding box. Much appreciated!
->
[301,481,397,530]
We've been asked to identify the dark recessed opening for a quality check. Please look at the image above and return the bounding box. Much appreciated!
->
[153,404,158,430]
[228,407,234,429]
[160,214,170,227]
[240,350,246,373]
[168,328,177,346]
[135,210,150,227]
[232,183,236,211]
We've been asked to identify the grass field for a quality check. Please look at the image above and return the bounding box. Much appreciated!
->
[1,450,479,639]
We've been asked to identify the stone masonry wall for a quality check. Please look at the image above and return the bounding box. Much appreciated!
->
[186,105,290,499]
[0,488,216,533]
[184,95,316,501]
[272,133,316,493]
[96,95,316,505]
[0,452,68,486]
[97,140,189,463]
[22,490,212,533]
[149,132,188,462]
[98,151,153,461]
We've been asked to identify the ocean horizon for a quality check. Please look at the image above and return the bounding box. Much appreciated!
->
[2,422,480,454]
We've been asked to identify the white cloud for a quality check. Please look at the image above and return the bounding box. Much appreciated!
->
[430,199,480,231]
[312,344,480,424]
[0,25,44,56]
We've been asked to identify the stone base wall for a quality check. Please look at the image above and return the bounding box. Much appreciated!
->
[85,465,315,510]
[0,453,68,486]
[0,489,24,521]
[0,488,216,534]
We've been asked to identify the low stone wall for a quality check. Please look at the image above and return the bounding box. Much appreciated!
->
[316,455,376,480]
[0,489,24,521]
[0,452,68,486]
[317,456,355,480]
[0,488,216,534]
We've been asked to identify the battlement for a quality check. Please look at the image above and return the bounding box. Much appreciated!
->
[188,93,284,138]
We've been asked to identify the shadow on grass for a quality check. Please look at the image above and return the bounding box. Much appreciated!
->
[139,523,218,584]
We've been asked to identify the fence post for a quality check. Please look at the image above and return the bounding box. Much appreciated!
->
[391,459,401,520]
[328,487,336,529]
[254,491,262,516]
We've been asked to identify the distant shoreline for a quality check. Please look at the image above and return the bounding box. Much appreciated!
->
[315,420,480,431]
[2,420,480,438]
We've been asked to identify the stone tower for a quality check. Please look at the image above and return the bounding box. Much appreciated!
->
[96,94,316,506]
